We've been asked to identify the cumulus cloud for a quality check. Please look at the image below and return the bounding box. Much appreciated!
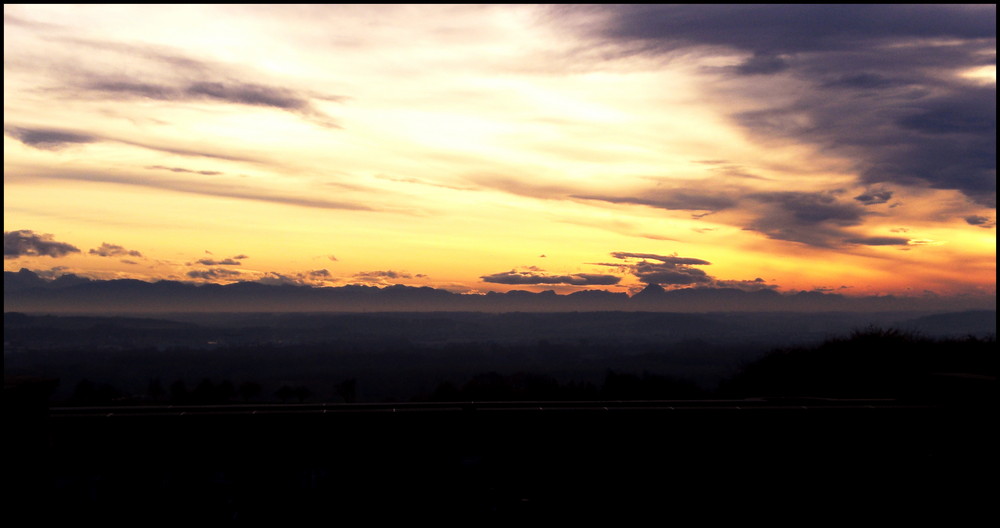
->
[4,230,81,259]
[254,272,305,286]
[252,269,338,286]
[88,242,143,258]
[480,270,621,286]
[964,215,996,228]
[609,252,713,286]
[186,268,243,280]
[603,251,782,291]
[189,254,247,266]
[196,258,241,266]
[198,258,242,266]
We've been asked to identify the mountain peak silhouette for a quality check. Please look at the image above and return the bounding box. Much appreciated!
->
[633,283,667,298]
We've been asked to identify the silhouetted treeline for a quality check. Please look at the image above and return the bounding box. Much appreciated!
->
[720,327,996,402]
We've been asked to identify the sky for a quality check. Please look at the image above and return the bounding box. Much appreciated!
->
[3,5,996,302]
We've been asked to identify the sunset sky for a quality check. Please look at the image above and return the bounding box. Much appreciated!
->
[4,5,996,300]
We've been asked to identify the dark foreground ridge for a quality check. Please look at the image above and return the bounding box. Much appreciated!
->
[8,396,997,524]
[6,323,997,523]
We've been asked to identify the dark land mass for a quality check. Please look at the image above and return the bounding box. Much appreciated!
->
[5,310,996,523]
[5,310,995,403]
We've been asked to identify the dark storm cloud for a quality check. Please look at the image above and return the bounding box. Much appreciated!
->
[844,236,911,246]
[610,252,713,286]
[594,5,994,55]
[585,5,996,207]
[854,188,894,206]
[4,126,97,150]
[480,270,621,286]
[745,192,867,247]
[4,230,81,259]
[749,192,865,225]
[89,243,142,258]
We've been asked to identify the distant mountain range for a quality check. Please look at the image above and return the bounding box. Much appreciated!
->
[4,268,996,314]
